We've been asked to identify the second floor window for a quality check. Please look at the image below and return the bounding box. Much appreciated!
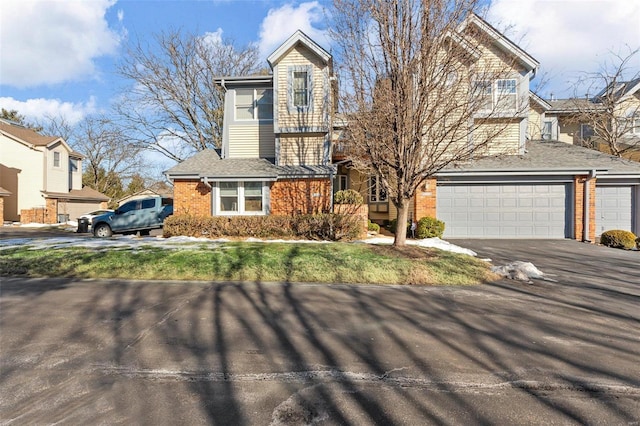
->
[235,88,273,121]
[288,65,313,112]
[474,79,518,113]
[53,151,61,168]
[293,71,309,107]
[496,79,517,111]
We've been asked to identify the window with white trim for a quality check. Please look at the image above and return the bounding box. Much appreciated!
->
[369,176,387,203]
[496,79,517,111]
[53,151,61,168]
[542,121,553,140]
[217,181,266,215]
[235,88,273,121]
[474,79,518,112]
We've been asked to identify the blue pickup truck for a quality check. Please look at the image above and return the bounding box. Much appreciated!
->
[92,197,173,237]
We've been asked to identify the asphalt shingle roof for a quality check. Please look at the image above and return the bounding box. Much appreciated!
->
[165,149,334,179]
[0,120,59,146]
[443,140,640,175]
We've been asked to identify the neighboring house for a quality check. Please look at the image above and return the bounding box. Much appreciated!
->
[168,17,640,241]
[0,119,109,224]
[534,80,640,160]
[117,182,174,206]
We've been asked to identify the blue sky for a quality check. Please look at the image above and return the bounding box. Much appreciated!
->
[1,0,639,128]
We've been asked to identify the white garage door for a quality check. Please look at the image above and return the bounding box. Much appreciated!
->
[437,183,570,238]
[595,186,633,236]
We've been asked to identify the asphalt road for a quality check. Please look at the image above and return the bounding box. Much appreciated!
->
[1,235,639,424]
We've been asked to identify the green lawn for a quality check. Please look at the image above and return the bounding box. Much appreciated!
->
[0,242,497,285]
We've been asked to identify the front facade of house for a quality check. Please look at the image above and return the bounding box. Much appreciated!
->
[0,119,109,223]
[166,31,335,218]
[168,18,640,241]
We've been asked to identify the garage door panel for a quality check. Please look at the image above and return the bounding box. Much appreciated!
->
[437,183,569,238]
[596,186,633,235]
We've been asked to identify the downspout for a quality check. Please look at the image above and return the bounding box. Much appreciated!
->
[583,169,596,242]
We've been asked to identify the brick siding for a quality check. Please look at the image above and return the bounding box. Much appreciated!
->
[335,203,369,239]
[574,175,596,242]
[413,178,437,221]
[270,178,331,215]
[173,180,212,216]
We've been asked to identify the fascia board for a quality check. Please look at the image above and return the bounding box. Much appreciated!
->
[267,30,331,68]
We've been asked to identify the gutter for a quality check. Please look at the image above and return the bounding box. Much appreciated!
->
[583,169,597,242]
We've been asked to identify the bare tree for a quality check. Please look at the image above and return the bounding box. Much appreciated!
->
[331,0,528,246]
[73,115,145,200]
[569,47,640,157]
[116,29,260,162]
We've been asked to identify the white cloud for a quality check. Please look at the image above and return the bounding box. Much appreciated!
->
[487,0,640,97]
[0,96,98,125]
[258,1,330,59]
[0,0,123,87]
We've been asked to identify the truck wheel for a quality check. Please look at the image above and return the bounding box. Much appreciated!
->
[94,223,113,238]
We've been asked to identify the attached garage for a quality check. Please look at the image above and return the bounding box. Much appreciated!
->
[437,182,571,238]
[595,185,634,236]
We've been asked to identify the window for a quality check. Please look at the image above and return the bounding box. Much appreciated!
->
[117,201,138,214]
[496,79,517,111]
[53,151,61,168]
[288,66,312,111]
[337,175,348,192]
[580,124,594,142]
[220,182,239,212]
[217,181,266,214]
[475,81,493,112]
[474,79,517,112]
[293,71,309,107]
[141,199,155,209]
[244,182,263,212]
[369,176,387,203]
[70,158,79,172]
[542,121,553,140]
[235,88,273,121]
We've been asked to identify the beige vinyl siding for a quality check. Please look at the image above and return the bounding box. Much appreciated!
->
[557,120,581,144]
[475,120,521,155]
[228,124,275,158]
[275,44,329,130]
[528,105,544,140]
[279,134,325,166]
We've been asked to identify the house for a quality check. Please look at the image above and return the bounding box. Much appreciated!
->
[166,30,336,217]
[0,119,109,224]
[167,17,640,241]
[117,181,174,206]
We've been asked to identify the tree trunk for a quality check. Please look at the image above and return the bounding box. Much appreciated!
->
[393,201,410,247]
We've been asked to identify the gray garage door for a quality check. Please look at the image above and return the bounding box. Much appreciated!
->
[437,183,570,238]
[595,186,633,236]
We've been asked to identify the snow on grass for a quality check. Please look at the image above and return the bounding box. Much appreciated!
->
[0,233,476,256]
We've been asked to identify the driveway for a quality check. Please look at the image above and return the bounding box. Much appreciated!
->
[450,238,639,289]
[1,238,639,424]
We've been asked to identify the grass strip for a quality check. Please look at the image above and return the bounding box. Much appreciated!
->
[0,242,496,285]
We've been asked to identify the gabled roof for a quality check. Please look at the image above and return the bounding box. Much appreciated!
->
[0,119,61,148]
[459,13,539,73]
[547,98,606,114]
[529,91,552,110]
[267,30,331,68]
[593,78,640,102]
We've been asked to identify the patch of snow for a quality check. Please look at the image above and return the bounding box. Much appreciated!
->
[0,233,475,256]
[357,236,476,256]
[491,261,553,282]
